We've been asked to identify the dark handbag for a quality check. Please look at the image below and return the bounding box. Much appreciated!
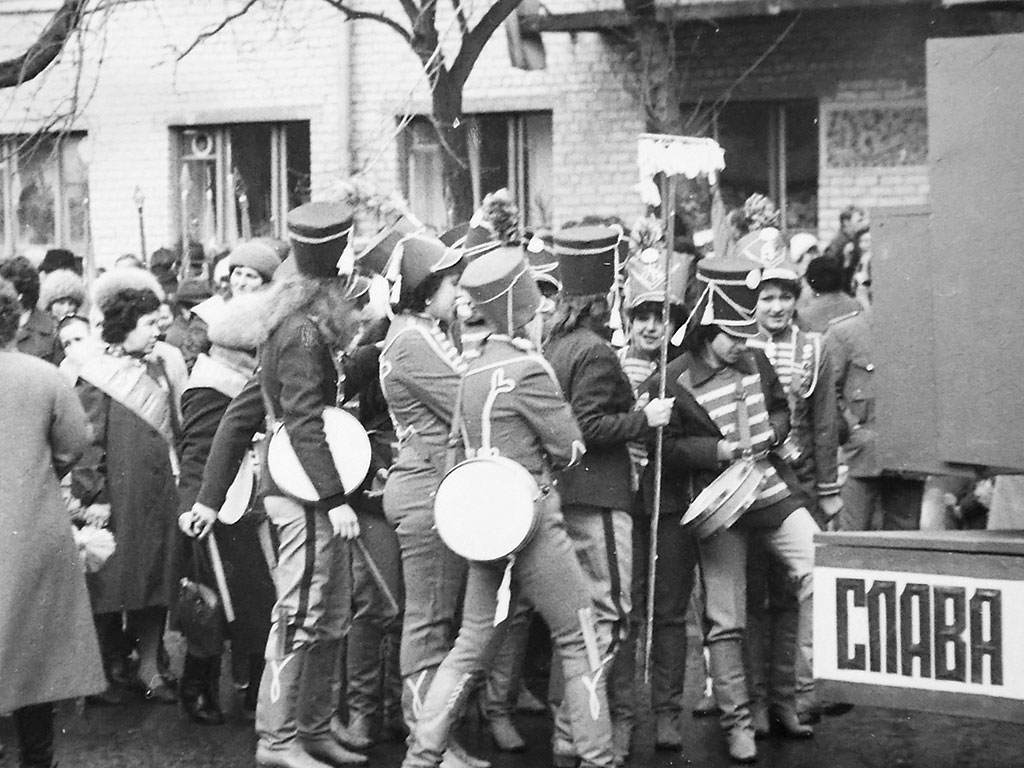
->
[176,541,226,658]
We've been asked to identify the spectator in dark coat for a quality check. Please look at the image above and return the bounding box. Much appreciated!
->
[0,255,63,365]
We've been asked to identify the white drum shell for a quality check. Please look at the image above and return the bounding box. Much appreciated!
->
[434,455,540,562]
[268,406,372,503]
[682,459,764,540]
[217,450,256,524]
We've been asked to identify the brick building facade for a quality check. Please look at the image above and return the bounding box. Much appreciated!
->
[0,0,350,269]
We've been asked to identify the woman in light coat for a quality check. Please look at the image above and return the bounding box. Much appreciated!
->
[0,278,106,768]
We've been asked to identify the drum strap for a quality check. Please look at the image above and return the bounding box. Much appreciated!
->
[444,376,472,475]
[734,382,754,458]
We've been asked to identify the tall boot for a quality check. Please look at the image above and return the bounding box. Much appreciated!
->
[13,703,55,768]
[337,620,381,749]
[381,629,407,742]
[651,617,687,751]
[297,638,367,765]
[607,629,637,759]
[562,667,616,768]
[480,612,529,752]
[255,649,332,768]
[549,656,575,768]
[744,604,770,739]
[181,653,223,725]
[707,640,757,764]
[402,665,477,768]
[401,667,437,737]
[204,654,226,725]
[768,609,812,739]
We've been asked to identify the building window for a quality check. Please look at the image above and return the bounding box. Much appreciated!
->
[401,112,553,230]
[173,122,311,256]
[0,134,90,261]
[696,100,819,231]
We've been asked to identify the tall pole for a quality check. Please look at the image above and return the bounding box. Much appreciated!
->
[643,172,677,683]
[133,186,147,267]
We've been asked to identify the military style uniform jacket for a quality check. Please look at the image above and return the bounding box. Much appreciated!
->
[544,327,648,511]
[647,349,808,527]
[460,335,584,483]
[824,309,880,478]
[747,326,841,497]
[259,314,347,509]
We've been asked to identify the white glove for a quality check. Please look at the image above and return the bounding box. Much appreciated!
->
[328,504,360,540]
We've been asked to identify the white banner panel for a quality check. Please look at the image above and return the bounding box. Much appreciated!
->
[814,567,1024,699]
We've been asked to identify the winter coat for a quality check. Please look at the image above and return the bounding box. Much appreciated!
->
[17,307,63,365]
[544,327,647,512]
[0,350,106,710]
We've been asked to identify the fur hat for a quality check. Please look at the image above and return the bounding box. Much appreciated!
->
[228,240,281,283]
[39,269,87,311]
[206,292,270,353]
[91,267,165,314]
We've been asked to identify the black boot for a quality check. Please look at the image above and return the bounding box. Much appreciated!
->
[181,654,223,726]
[203,654,226,725]
[14,702,55,768]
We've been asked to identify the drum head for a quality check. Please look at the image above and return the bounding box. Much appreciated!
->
[681,460,761,536]
[268,406,372,502]
[218,451,255,524]
[434,457,538,562]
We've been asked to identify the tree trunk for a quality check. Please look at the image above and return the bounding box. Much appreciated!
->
[432,72,475,226]
[0,0,87,89]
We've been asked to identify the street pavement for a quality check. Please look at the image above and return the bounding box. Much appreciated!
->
[1,641,1020,768]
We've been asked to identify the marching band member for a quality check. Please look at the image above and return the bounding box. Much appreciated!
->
[543,226,674,767]
[378,234,488,768]
[650,257,818,764]
[610,247,694,755]
[183,202,368,768]
[741,228,841,736]
[401,246,616,768]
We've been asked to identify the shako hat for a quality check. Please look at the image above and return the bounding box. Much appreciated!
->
[525,230,561,292]
[358,214,423,276]
[553,225,620,296]
[460,246,541,335]
[287,201,355,279]
[623,248,688,309]
[672,256,762,346]
[385,232,463,301]
[735,227,799,284]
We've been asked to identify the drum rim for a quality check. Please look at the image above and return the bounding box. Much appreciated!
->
[684,459,763,537]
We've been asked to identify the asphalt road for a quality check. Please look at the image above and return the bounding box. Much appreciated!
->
[2,640,1020,768]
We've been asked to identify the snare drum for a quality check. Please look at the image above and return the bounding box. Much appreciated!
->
[267,406,372,503]
[434,455,541,562]
[681,459,765,539]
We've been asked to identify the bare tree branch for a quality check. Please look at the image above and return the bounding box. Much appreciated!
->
[321,0,413,43]
[451,0,469,36]
[411,0,442,83]
[175,0,262,61]
[0,0,88,89]
[450,0,522,87]
[397,0,421,28]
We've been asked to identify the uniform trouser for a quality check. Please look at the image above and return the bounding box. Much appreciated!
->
[698,508,817,733]
[551,506,631,750]
[346,499,404,723]
[614,512,699,716]
[838,476,924,532]
[481,601,534,720]
[257,495,351,750]
[401,492,615,768]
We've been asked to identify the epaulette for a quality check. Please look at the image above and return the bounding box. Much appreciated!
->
[827,309,861,327]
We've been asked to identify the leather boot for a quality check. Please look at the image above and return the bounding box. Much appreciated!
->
[768,609,813,739]
[255,649,332,767]
[381,629,407,742]
[654,712,682,752]
[481,612,529,752]
[297,639,368,765]
[401,667,437,736]
[181,653,224,726]
[343,618,383,748]
[743,575,770,740]
[562,668,616,768]
[707,640,757,764]
[402,665,478,768]
[13,703,55,768]
[607,631,636,763]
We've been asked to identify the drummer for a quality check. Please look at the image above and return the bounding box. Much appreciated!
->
[741,229,842,734]
[400,246,617,768]
[650,257,818,765]
[186,201,368,768]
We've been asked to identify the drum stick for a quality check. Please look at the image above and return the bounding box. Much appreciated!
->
[354,536,401,618]
[206,532,236,623]
[643,172,678,685]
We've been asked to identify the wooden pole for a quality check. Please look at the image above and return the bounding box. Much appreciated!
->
[643,172,677,683]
